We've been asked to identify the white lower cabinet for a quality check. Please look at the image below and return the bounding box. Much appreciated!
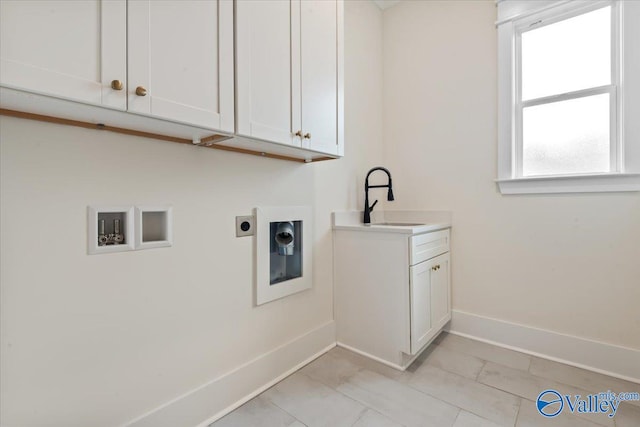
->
[334,227,451,370]
[410,252,451,354]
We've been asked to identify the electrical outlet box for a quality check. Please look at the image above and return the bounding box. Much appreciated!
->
[236,215,255,237]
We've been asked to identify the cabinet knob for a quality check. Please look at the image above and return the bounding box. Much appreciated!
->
[303,133,311,139]
[135,86,148,97]
[295,130,302,137]
[110,80,124,90]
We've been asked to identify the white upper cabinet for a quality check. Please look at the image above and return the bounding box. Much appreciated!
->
[235,0,344,156]
[0,0,234,132]
[235,0,301,146]
[0,0,127,110]
[1,0,341,160]
[300,0,342,155]
[127,0,234,132]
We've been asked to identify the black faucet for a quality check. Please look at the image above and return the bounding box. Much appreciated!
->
[363,167,394,224]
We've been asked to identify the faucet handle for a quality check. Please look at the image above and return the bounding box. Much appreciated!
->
[369,199,379,211]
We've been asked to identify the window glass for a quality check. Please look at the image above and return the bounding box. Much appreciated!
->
[522,93,610,176]
[521,6,611,101]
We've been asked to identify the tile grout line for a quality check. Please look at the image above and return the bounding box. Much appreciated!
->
[261,388,309,427]
[297,370,381,422]
[336,341,553,425]
[512,397,522,427]
[475,359,488,381]
[399,364,520,426]
[298,368,405,426]
[336,344,521,425]
[450,408,463,427]
[523,354,532,373]
[481,356,628,417]
[528,357,640,397]
[437,337,635,413]
[309,360,457,427]
[348,406,369,427]
[519,397,610,427]
[437,335,532,370]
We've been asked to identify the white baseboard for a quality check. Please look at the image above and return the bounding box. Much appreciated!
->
[447,310,640,384]
[124,321,336,427]
[337,330,444,372]
[336,342,406,371]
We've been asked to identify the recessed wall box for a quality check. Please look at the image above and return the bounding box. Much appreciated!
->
[135,206,173,250]
[236,215,255,237]
[255,206,312,305]
[88,206,134,254]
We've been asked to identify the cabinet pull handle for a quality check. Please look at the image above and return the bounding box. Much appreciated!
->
[135,86,148,97]
[111,80,124,90]
[295,130,302,137]
[304,133,311,139]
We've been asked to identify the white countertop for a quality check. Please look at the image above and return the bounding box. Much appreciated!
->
[332,210,451,234]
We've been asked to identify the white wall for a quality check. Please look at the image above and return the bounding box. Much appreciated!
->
[382,0,640,350]
[0,2,384,426]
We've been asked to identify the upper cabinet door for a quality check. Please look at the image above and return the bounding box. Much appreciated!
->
[0,0,127,110]
[127,0,234,132]
[235,0,301,146]
[300,0,343,156]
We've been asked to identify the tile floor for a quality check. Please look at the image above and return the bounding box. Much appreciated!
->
[211,332,640,427]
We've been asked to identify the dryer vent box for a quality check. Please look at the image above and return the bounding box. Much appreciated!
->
[255,206,312,306]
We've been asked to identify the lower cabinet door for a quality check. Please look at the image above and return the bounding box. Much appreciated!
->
[410,259,433,354]
[410,252,451,355]
[430,252,451,329]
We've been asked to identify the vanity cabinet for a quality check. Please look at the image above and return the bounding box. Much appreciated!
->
[235,0,344,156]
[0,0,234,132]
[334,227,451,370]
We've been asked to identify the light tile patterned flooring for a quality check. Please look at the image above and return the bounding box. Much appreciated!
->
[211,332,640,427]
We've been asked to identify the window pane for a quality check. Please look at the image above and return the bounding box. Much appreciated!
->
[522,6,610,101]
[522,94,610,177]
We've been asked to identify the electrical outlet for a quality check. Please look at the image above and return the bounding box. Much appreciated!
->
[236,215,255,237]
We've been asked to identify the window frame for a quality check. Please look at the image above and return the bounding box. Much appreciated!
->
[515,1,619,177]
[496,0,640,194]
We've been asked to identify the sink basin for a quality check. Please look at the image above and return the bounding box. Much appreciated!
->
[372,222,425,226]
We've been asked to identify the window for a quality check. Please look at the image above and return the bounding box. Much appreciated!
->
[519,5,613,177]
[496,0,640,194]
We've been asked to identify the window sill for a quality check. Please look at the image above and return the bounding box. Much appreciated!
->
[496,173,640,194]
